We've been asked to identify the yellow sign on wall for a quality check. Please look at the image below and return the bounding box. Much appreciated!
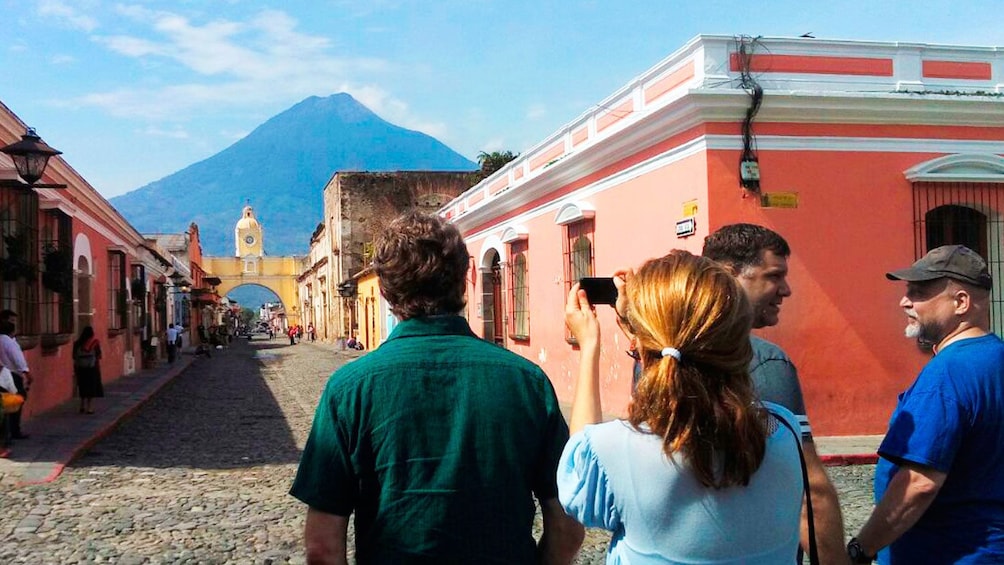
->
[761,192,799,208]
[683,200,698,217]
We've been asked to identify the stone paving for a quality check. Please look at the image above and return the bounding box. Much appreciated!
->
[0,338,877,564]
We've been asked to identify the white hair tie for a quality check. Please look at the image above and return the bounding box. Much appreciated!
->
[661,347,682,361]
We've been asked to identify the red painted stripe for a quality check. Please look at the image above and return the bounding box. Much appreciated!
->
[488,177,509,196]
[729,53,894,76]
[922,60,992,80]
[644,60,695,103]
[704,120,1004,140]
[820,453,879,466]
[529,142,566,171]
[596,99,635,133]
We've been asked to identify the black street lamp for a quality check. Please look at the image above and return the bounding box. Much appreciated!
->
[0,127,68,189]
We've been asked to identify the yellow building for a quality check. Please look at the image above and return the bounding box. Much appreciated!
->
[354,268,389,351]
[202,206,303,327]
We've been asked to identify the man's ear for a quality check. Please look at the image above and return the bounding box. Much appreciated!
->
[953,288,972,316]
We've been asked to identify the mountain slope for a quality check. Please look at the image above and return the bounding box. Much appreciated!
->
[111,93,476,256]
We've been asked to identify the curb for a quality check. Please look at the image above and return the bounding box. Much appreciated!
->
[16,358,195,486]
[820,453,879,466]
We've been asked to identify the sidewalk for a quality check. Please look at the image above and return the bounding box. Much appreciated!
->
[0,355,195,487]
[814,434,882,466]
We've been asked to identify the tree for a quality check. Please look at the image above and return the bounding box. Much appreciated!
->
[239,307,256,326]
[477,150,519,178]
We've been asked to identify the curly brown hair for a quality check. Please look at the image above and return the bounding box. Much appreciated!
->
[374,211,469,320]
[626,250,767,488]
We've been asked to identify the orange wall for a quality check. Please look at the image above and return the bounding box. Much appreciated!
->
[705,148,948,435]
[464,140,1000,436]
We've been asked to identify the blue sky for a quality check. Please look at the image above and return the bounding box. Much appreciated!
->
[1,0,1002,198]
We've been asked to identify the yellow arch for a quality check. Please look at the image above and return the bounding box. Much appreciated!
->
[203,256,302,325]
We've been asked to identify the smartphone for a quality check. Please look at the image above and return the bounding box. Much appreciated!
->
[579,277,617,306]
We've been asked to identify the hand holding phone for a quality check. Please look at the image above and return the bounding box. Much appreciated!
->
[579,277,618,306]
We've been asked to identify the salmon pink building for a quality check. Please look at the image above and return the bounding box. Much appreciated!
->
[441,35,1004,436]
[1,101,178,421]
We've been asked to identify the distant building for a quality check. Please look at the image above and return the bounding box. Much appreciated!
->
[300,171,476,343]
[202,207,301,329]
[235,204,264,257]
[440,34,1004,436]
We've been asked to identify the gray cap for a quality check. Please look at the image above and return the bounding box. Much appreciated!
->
[886,245,992,289]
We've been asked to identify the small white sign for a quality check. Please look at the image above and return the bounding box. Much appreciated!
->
[676,217,697,238]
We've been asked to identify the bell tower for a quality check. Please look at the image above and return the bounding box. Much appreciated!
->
[235,205,264,257]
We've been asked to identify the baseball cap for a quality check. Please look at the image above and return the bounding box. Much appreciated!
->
[886,245,992,289]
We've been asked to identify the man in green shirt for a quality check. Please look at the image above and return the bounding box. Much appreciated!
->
[290,211,583,564]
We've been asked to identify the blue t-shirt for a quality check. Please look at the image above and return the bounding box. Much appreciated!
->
[874,333,1004,564]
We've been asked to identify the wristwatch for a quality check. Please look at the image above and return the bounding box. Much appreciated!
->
[847,537,875,563]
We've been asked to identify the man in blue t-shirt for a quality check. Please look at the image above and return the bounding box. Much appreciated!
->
[850,245,1004,564]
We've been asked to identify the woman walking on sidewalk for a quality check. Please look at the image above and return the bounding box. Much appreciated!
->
[73,326,104,414]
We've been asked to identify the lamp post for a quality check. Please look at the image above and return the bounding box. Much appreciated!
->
[0,128,68,189]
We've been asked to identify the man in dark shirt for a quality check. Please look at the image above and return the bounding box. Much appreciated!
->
[702,224,846,564]
[290,211,583,564]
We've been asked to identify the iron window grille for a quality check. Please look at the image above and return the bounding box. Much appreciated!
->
[912,181,1004,335]
[108,250,127,330]
[562,219,595,344]
[0,188,39,335]
[39,209,73,336]
[508,239,530,340]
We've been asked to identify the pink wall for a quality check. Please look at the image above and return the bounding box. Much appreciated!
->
[468,152,710,418]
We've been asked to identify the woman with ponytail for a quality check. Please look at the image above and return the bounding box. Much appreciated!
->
[558,250,803,563]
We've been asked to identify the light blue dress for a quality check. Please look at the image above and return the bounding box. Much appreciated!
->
[558,402,803,564]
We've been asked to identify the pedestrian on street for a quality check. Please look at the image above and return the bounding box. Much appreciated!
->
[72,326,104,415]
[0,311,32,441]
[307,323,315,342]
[291,211,583,564]
[562,251,805,563]
[849,245,1004,564]
[166,323,180,363]
[287,325,296,346]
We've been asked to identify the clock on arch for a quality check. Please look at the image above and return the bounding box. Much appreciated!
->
[244,234,256,246]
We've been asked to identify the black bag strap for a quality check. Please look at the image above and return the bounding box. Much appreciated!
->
[773,412,819,565]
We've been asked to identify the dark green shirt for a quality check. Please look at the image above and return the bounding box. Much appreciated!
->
[290,315,569,564]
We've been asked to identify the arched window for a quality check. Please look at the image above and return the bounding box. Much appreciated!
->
[509,243,529,339]
[925,205,988,259]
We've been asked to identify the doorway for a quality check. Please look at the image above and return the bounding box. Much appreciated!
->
[481,250,505,346]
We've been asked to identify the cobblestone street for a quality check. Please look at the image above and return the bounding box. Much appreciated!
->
[0,338,876,564]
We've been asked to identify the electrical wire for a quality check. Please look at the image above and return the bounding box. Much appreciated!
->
[734,35,764,191]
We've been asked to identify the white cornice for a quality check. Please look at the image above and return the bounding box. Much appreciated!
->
[904,153,1004,182]
[450,89,1004,233]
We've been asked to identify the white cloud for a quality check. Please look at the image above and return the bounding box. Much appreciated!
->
[38,0,98,32]
[139,125,190,139]
[68,7,450,143]
[526,103,547,120]
[50,54,76,64]
[480,138,506,153]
